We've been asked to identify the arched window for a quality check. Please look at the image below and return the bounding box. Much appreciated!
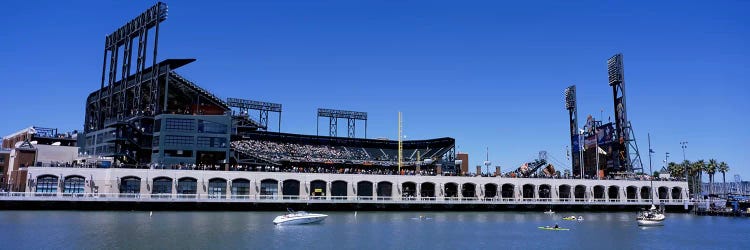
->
[282,180,301,199]
[402,182,416,200]
[208,178,227,199]
[120,177,141,195]
[420,182,435,200]
[63,176,85,195]
[231,179,250,198]
[357,181,374,200]
[377,181,392,200]
[260,179,279,199]
[152,177,173,196]
[310,180,327,199]
[444,183,458,199]
[36,175,59,195]
[177,178,197,198]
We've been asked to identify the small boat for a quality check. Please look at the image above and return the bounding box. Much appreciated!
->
[562,216,577,220]
[637,204,665,226]
[538,226,569,231]
[637,137,666,227]
[273,209,328,225]
[544,210,555,215]
[410,215,433,220]
[577,216,584,221]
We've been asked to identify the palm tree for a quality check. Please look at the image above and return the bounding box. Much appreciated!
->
[706,159,718,195]
[682,160,692,180]
[718,161,730,195]
[689,160,704,197]
[667,162,683,179]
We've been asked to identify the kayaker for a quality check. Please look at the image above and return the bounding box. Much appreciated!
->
[554,224,559,229]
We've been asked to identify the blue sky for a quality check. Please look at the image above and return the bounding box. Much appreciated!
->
[1,1,747,178]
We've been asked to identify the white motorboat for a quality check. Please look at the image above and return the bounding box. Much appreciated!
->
[637,204,666,226]
[544,210,555,215]
[273,210,328,225]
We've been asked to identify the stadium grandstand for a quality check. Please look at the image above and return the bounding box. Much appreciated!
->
[231,131,456,175]
[76,2,457,174]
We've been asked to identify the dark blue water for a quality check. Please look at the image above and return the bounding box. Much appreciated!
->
[0,211,747,249]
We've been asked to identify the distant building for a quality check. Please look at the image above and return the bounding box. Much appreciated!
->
[1,126,79,191]
[457,153,469,175]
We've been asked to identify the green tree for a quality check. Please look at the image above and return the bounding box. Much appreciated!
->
[718,161,730,194]
[689,160,704,197]
[705,159,718,195]
[667,162,684,178]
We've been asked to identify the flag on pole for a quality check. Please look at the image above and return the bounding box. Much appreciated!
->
[597,146,607,155]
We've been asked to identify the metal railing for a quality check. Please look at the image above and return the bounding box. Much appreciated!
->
[0,192,688,205]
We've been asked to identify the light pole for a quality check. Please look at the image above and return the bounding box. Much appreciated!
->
[680,141,688,198]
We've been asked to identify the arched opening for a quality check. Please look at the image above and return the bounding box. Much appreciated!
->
[484,183,498,199]
[626,186,638,201]
[231,179,250,198]
[260,179,279,199]
[421,182,435,200]
[658,186,669,201]
[608,186,620,201]
[559,185,571,200]
[310,180,327,199]
[377,181,393,200]
[538,184,552,200]
[177,177,197,198]
[63,175,85,195]
[444,183,459,198]
[331,180,348,200]
[640,186,652,201]
[671,187,682,200]
[208,178,227,199]
[119,176,141,197]
[574,185,587,201]
[152,177,173,197]
[35,175,59,195]
[522,184,535,199]
[357,181,373,200]
[462,183,476,200]
[282,179,300,199]
[593,185,605,200]
[402,182,417,200]
[501,184,515,200]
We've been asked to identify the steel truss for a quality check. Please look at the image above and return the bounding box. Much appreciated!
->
[226,98,283,132]
[316,108,368,138]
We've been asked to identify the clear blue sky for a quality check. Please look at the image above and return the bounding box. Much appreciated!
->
[1,1,747,178]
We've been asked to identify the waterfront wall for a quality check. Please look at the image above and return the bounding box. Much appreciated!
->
[20,167,688,202]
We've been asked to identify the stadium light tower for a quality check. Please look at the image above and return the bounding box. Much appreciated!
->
[564,85,581,178]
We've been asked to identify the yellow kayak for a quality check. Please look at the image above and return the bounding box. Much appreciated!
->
[562,216,577,220]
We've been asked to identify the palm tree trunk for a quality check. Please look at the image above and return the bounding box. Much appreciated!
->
[722,172,726,195]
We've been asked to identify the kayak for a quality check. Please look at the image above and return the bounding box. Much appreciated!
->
[538,226,570,231]
[562,216,577,220]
